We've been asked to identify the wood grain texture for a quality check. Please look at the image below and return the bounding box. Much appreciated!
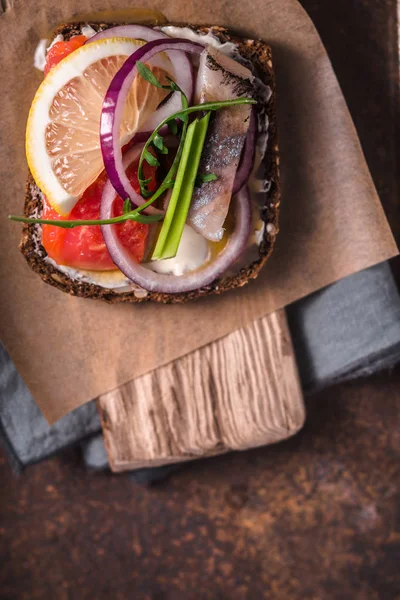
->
[97,309,305,472]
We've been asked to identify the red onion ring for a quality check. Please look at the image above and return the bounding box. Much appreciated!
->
[87,25,193,131]
[101,186,252,294]
[101,142,145,207]
[100,38,203,209]
[87,24,162,44]
[232,107,257,195]
[117,142,145,165]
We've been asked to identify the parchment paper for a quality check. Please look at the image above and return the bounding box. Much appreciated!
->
[0,0,397,423]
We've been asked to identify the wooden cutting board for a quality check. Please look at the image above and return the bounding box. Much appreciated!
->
[97,308,305,472]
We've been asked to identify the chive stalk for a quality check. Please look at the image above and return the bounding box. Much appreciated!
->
[152,112,211,260]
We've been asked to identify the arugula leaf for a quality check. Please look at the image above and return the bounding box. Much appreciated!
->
[143,150,160,168]
[138,92,189,201]
[195,173,218,187]
[168,120,178,136]
[168,81,180,93]
[123,198,132,214]
[153,134,168,155]
[174,111,189,123]
[137,177,154,199]
[165,76,183,94]
[137,61,164,88]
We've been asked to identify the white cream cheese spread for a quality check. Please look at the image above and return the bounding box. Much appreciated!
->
[160,26,238,56]
[144,225,210,277]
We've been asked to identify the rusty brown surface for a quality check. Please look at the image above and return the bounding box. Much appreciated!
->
[1,371,400,599]
[0,0,399,598]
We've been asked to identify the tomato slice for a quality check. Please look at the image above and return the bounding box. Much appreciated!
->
[42,158,157,271]
[44,35,87,76]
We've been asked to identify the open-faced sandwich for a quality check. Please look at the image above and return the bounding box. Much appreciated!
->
[11,21,280,303]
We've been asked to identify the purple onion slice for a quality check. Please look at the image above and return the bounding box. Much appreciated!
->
[232,107,257,195]
[100,38,203,209]
[87,25,193,131]
[87,24,164,44]
[100,183,252,294]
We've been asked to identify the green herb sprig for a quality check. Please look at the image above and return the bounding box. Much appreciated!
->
[152,112,211,260]
[9,65,255,245]
[195,173,218,187]
[8,209,163,228]
[137,63,189,200]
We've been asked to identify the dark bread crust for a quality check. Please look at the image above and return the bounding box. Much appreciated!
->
[20,23,280,304]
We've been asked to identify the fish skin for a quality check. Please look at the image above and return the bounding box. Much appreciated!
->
[188,47,253,242]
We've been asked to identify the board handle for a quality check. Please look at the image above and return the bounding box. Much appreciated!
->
[97,309,305,472]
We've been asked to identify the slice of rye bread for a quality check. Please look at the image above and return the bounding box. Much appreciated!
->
[20,22,280,304]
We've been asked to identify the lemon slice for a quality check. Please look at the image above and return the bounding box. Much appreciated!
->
[26,37,171,215]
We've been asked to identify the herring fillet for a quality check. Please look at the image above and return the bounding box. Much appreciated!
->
[188,46,254,242]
